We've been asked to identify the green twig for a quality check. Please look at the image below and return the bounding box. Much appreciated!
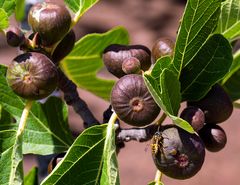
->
[156,113,167,126]
[17,100,33,136]
[154,170,163,185]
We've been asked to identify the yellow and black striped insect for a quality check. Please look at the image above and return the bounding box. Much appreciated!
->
[151,131,165,155]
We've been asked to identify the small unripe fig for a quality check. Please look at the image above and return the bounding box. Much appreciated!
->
[187,84,233,124]
[52,30,76,64]
[180,106,205,131]
[6,26,25,47]
[152,126,205,180]
[111,74,160,126]
[122,57,141,75]
[103,44,151,78]
[7,52,58,100]
[199,124,227,152]
[28,2,72,46]
[48,153,65,174]
[151,38,174,63]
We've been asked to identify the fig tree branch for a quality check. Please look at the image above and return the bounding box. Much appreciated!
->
[57,69,99,127]
[117,124,158,142]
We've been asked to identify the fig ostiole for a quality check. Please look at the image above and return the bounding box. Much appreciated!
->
[111,74,160,126]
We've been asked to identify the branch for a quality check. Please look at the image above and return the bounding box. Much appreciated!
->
[117,124,158,143]
[57,69,99,127]
[103,106,160,144]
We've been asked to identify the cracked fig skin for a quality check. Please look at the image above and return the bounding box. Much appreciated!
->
[152,126,205,180]
[7,52,58,100]
[111,74,160,126]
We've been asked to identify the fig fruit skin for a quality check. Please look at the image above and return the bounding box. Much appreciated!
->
[28,2,72,46]
[103,44,151,78]
[180,106,205,131]
[152,126,205,180]
[111,74,160,126]
[151,38,174,63]
[187,84,233,124]
[199,124,227,152]
[6,26,25,47]
[52,30,76,64]
[7,52,58,100]
[122,57,141,75]
[48,153,65,174]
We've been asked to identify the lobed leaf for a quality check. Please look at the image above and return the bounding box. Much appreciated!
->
[100,119,119,185]
[61,27,129,100]
[216,0,240,40]
[222,50,240,84]
[0,125,23,185]
[144,69,194,133]
[223,69,240,101]
[173,0,221,77]
[180,34,233,101]
[64,0,99,14]
[0,0,16,16]
[24,167,38,185]
[0,8,8,30]
[41,125,108,185]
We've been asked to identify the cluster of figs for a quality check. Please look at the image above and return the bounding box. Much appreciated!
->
[103,38,233,179]
[4,1,233,181]
[6,2,75,100]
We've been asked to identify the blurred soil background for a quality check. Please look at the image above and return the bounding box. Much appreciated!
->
[0,0,240,184]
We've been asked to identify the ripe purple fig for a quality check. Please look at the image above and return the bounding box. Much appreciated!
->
[103,44,151,78]
[152,126,205,179]
[111,74,160,126]
[28,2,72,46]
[180,106,205,131]
[187,84,233,124]
[199,124,227,152]
[7,52,58,100]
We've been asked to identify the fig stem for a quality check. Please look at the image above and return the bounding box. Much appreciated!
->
[154,170,163,185]
[156,113,167,126]
[17,100,33,136]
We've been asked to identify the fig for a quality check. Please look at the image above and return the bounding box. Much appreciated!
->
[180,106,205,131]
[7,52,58,100]
[28,2,72,46]
[122,57,141,75]
[199,124,227,152]
[48,153,65,174]
[103,44,151,78]
[152,126,205,179]
[52,29,76,64]
[187,84,233,124]
[151,38,174,63]
[111,74,160,126]
[6,26,25,47]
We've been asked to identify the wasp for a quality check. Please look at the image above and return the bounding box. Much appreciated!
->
[151,131,164,155]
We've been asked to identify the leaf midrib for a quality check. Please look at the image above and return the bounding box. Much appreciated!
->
[44,135,106,185]
[181,38,220,94]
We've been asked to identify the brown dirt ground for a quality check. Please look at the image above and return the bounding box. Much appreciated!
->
[1,0,240,185]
